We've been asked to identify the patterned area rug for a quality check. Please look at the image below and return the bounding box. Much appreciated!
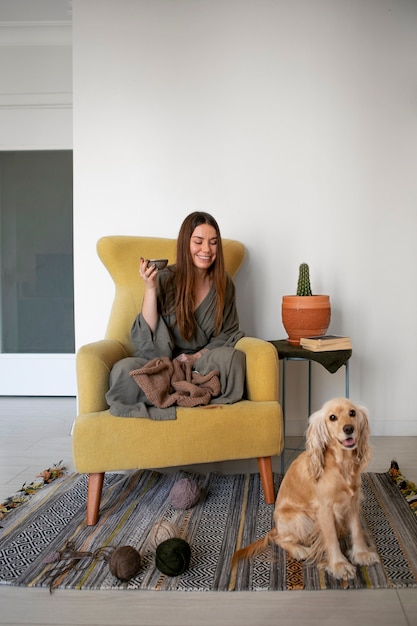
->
[0,467,416,591]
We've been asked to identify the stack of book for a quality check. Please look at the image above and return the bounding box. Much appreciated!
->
[300,335,352,352]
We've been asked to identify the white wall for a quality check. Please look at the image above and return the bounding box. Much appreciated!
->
[73,0,417,436]
[0,17,72,148]
[0,6,74,395]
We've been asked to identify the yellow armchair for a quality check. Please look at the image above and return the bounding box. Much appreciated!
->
[72,236,283,525]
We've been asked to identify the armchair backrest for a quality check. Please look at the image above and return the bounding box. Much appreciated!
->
[97,235,246,351]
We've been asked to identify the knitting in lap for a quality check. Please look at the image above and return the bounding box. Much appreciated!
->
[129,357,221,408]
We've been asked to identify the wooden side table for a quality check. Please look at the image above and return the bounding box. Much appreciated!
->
[269,339,352,473]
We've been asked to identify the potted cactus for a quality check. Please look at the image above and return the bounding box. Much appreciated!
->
[281,263,331,345]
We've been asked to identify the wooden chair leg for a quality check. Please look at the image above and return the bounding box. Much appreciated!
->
[257,456,275,504]
[86,472,104,526]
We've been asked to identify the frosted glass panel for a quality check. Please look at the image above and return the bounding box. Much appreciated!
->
[0,151,74,354]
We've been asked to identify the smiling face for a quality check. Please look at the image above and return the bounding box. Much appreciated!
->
[306,398,371,479]
[325,401,359,450]
[189,223,218,271]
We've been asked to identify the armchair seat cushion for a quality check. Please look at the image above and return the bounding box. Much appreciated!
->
[72,399,282,473]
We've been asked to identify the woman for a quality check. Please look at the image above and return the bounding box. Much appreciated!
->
[106,212,246,419]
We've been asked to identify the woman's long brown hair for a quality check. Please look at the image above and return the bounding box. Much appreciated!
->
[174,212,226,341]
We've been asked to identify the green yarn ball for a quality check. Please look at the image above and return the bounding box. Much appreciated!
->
[155,538,191,576]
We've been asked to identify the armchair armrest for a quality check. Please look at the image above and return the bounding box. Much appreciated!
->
[76,339,130,415]
[236,337,279,402]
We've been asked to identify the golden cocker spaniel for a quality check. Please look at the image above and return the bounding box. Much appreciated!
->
[232,397,380,580]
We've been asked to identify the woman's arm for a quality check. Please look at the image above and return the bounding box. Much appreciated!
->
[177,275,244,362]
[131,266,175,361]
[139,257,159,333]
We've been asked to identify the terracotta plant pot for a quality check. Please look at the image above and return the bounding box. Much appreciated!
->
[282,295,331,346]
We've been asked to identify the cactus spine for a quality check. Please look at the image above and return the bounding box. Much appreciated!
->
[296,263,313,296]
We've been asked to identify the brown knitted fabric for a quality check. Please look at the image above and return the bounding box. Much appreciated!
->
[130,357,174,408]
[129,357,221,408]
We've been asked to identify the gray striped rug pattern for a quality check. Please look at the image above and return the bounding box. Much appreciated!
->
[0,469,416,591]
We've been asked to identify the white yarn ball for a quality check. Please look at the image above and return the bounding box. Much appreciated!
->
[147,519,180,551]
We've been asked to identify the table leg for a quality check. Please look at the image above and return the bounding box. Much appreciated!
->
[281,358,287,475]
[345,361,350,397]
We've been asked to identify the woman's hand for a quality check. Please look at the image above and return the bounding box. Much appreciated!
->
[176,349,209,365]
[139,257,158,289]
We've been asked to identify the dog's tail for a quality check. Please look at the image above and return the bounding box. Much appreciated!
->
[231,528,277,569]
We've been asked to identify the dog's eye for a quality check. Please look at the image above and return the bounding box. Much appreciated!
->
[349,409,356,417]
[329,414,337,421]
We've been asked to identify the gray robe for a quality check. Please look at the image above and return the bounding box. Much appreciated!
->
[106,269,245,419]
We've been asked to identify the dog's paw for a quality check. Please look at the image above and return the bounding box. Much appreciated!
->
[349,547,380,566]
[326,559,356,580]
[287,545,310,562]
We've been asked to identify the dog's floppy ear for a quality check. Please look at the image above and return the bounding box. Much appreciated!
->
[305,407,329,480]
[356,404,371,469]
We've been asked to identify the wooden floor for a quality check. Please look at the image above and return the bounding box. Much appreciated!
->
[0,396,416,626]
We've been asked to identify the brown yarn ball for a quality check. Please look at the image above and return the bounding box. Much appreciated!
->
[169,478,201,509]
[108,546,141,582]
